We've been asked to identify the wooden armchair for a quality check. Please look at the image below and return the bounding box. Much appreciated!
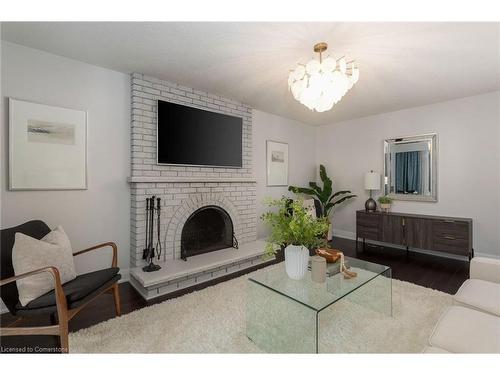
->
[0,220,121,353]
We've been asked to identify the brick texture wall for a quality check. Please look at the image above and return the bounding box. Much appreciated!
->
[129,73,257,267]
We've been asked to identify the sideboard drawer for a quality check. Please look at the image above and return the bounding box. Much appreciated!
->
[356,211,382,241]
[356,212,381,228]
[432,220,469,239]
[357,225,381,241]
[431,234,469,256]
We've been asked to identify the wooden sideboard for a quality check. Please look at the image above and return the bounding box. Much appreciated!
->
[356,210,473,259]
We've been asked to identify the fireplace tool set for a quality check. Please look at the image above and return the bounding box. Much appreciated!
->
[142,196,162,272]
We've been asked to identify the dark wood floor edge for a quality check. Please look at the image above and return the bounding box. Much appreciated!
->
[145,257,281,306]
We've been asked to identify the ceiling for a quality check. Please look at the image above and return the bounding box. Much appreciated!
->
[2,22,499,125]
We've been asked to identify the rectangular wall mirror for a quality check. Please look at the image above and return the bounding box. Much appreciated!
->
[384,133,438,202]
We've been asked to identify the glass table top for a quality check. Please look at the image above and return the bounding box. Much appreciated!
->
[248,256,391,312]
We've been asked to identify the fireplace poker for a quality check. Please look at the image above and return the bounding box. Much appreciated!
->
[156,197,162,261]
[142,195,161,272]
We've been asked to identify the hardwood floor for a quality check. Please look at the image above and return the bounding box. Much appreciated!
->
[0,236,469,353]
[336,237,469,294]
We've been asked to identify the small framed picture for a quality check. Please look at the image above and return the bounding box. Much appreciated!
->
[9,98,87,190]
[266,140,288,186]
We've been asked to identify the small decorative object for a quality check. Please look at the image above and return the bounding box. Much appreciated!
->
[311,249,357,279]
[317,247,357,279]
[288,42,359,112]
[311,255,327,283]
[364,170,380,212]
[315,247,342,263]
[9,98,87,190]
[261,197,329,280]
[340,252,358,279]
[142,196,162,272]
[309,257,352,277]
[266,140,288,186]
[289,164,356,241]
[378,195,393,212]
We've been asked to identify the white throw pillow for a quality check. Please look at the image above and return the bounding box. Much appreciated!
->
[12,226,77,306]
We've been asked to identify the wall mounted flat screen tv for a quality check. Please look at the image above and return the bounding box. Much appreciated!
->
[157,100,243,168]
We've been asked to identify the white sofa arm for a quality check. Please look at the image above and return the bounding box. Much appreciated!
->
[470,257,500,283]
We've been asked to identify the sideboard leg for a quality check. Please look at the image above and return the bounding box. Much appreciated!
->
[469,248,474,261]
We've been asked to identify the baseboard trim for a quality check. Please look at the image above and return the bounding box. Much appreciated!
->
[332,229,357,241]
[474,252,500,259]
[119,268,130,283]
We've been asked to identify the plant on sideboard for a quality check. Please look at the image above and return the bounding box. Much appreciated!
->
[288,164,356,240]
[261,197,329,280]
[378,195,393,212]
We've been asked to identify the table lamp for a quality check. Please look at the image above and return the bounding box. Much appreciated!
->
[364,170,380,212]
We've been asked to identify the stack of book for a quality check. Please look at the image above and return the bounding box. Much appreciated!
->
[308,258,350,277]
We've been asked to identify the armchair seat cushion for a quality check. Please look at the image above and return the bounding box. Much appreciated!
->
[16,267,120,311]
[453,279,500,316]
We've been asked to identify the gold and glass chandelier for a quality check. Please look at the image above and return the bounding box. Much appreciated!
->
[288,42,359,112]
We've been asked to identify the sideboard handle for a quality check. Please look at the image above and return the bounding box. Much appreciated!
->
[444,236,456,240]
[443,220,455,223]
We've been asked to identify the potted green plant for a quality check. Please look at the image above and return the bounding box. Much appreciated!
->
[378,195,393,212]
[288,164,356,241]
[261,197,329,280]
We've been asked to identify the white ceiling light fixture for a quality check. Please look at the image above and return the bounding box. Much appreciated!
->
[288,42,359,112]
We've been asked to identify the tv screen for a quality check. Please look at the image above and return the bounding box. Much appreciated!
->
[157,100,243,168]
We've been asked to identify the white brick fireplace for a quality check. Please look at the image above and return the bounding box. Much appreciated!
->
[129,179,258,266]
[128,73,269,299]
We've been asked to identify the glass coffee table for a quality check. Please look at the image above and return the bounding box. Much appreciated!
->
[246,256,392,353]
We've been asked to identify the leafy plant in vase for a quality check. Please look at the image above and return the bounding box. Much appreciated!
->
[288,164,356,241]
[261,197,329,280]
[378,195,393,212]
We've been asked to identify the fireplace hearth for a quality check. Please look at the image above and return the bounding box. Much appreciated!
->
[181,205,237,261]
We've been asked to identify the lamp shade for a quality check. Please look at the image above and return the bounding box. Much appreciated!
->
[364,171,380,190]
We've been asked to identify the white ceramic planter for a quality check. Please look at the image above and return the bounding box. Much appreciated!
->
[380,203,391,212]
[284,244,310,280]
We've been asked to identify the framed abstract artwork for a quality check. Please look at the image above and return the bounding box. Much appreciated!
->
[266,140,288,186]
[9,98,88,190]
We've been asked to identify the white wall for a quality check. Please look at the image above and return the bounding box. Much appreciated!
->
[2,40,498,296]
[1,42,131,276]
[253,109,317,238]
[0,43,319,283]
[316,91,500,257]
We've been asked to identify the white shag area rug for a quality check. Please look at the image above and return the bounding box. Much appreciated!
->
[70,265,452,353]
